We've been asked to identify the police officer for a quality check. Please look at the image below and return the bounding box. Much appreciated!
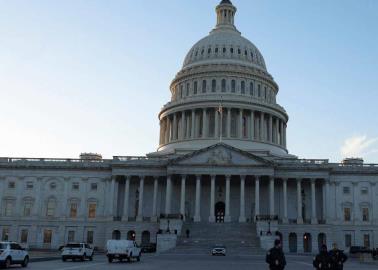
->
[265,239,286,270]
[313,244,332,270]
[329,243,348,270]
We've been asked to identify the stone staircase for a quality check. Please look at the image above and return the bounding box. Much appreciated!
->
[169,222,265,255]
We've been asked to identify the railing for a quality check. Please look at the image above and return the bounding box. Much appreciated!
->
[159,213,183,220]
[113,156,168,162]
[276,158,329,165]
[255,215,278,221]
[0,157,111,163]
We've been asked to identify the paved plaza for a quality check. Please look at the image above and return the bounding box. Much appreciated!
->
[5,253,376,270]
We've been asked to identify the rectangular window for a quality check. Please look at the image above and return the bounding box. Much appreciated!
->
[87,231,94,244]
[5,201,13,217]
[26,181,34,189]
[72,183,79,190]
[258,84,261,97]
[8,182,15,189]
[241,81,245,94]
[2,228,9,241]
[343,186,351,194]
[20,229,28,243]
[194,81,198,94]
[68,231,75,243]
[90,183,98,191]
[46,201,55,217]
[345,234,351,248]
[202,80,207,93]
[364,234,370,248]
[43,230,52,244]
[231,80,236,92]
[361,187,368,195]
[69,203,78,218]
[344,208,351,221]
[23,202,32,217]
[88,203,96,218]
[362,208,369,221]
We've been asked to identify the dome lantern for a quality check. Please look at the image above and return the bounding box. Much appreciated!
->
[215,0,238,32]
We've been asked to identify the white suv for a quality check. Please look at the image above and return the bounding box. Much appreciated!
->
[61,243,94,261]
[0,242,29,268]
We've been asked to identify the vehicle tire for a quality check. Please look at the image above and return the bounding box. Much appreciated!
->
[21,256,29,267]
[137,253,141,262]
[127,253,132,262]
[108,256,113,263]
[89,254,93,261]
[62,257,67,262]
[4,257,11,269]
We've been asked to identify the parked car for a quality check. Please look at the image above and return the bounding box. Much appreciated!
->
[349,246,371,254]
[211,245,226,256]
[141,243,156,253]
[0,241,29,268]
[106,240,141,263]
[61,243,94,261]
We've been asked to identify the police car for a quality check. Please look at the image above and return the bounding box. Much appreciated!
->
[0,241,29,268]
[61,243,94,261]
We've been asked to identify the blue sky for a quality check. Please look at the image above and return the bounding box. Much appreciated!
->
[0,0,377,162]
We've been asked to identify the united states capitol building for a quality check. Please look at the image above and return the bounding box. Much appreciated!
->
[1,0,377,253]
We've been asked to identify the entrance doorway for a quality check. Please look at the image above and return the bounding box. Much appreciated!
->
[215,202,225,223]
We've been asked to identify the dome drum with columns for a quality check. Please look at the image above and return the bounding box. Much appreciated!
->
[157,0,288,157]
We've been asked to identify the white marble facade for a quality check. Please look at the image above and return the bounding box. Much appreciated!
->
[1,0,377,253]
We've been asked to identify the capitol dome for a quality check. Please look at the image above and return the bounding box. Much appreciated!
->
[155,0,289,157]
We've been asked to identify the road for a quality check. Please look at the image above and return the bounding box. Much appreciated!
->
[4,253,378,269]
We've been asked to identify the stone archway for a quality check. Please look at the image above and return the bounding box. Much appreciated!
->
[215,201,225,223]
[303,233,312,253]
[127,230,136,241]
[112,230,121,240]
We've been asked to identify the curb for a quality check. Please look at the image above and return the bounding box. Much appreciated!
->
[30,257,61,263]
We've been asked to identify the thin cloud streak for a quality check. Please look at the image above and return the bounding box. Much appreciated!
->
[340,135,378,160]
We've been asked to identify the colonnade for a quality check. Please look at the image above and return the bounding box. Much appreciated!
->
[110,175,326,224]
[159,108,287,148]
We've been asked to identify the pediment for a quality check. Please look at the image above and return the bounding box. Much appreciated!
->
[170,143,272,167]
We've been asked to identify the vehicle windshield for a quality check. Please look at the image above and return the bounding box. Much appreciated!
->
[214,246,225,248]
[0,243,7,249]
[65,244,81,248]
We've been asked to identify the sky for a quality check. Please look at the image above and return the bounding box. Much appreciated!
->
[0,0,377,162]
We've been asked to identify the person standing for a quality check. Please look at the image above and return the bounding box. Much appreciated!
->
[313,244,332,270]
[265,239,286,270]
[329,243,348,270]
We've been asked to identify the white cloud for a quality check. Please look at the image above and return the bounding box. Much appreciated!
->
[341,135,378,159]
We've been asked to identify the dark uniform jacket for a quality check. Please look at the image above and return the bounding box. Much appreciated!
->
[329,249,348,270]
[313,251,332,270]
[265,247,286,270]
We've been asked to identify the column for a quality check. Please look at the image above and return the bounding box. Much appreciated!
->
[275,119,279,144]
[202,108,207,138]
[225,175,231,222]
[123,176,130,221]
[173,113,178,140]
[269,114,273,142]
[255,176,260,219]
[180,175,186,219]
[227,108,231,138]
[269,176,275,216]
[311,179,318,224]
[324,179,330,223]
[297,179,303,224]
[283,123,287,147]
[194,175,201,222]
[239,175,246,222]
[250,110,255,140]
[109,176,116,218]
[239,109,243,138]
[260,112,265,141]
[280,120,284,145]
[209,175,216,222]
[165,175,172,214]
[61,178,69,217]
[282,178,288,224]
[215,108,219,138]
[180,111,186,140]
[165,117,169,143]
[136,176,144,222]
[191,110,195,139]
[151,177,159,222]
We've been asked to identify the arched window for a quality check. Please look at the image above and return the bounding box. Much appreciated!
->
[221,79,226,92]
[127,230,136,241]
[223,47,226,53]
[303,233,312,253]
[289,233,297,253]
[244,50,247,56]
[180,84,183,98]
[112,230,121,240]
[215,47,219,53]
[258,84,261,97]
[251,52,254,60]
[241,81,245,94]
[208,48,211,54]
[230,47,234,54]
[194,81,198,95]
[201,49,204,55]
[202,80,207,93]
[141,231,151,245]
[250,82,254,96]
[231,80,236,93]
[211,79,216,92]
[238,48,241,55]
